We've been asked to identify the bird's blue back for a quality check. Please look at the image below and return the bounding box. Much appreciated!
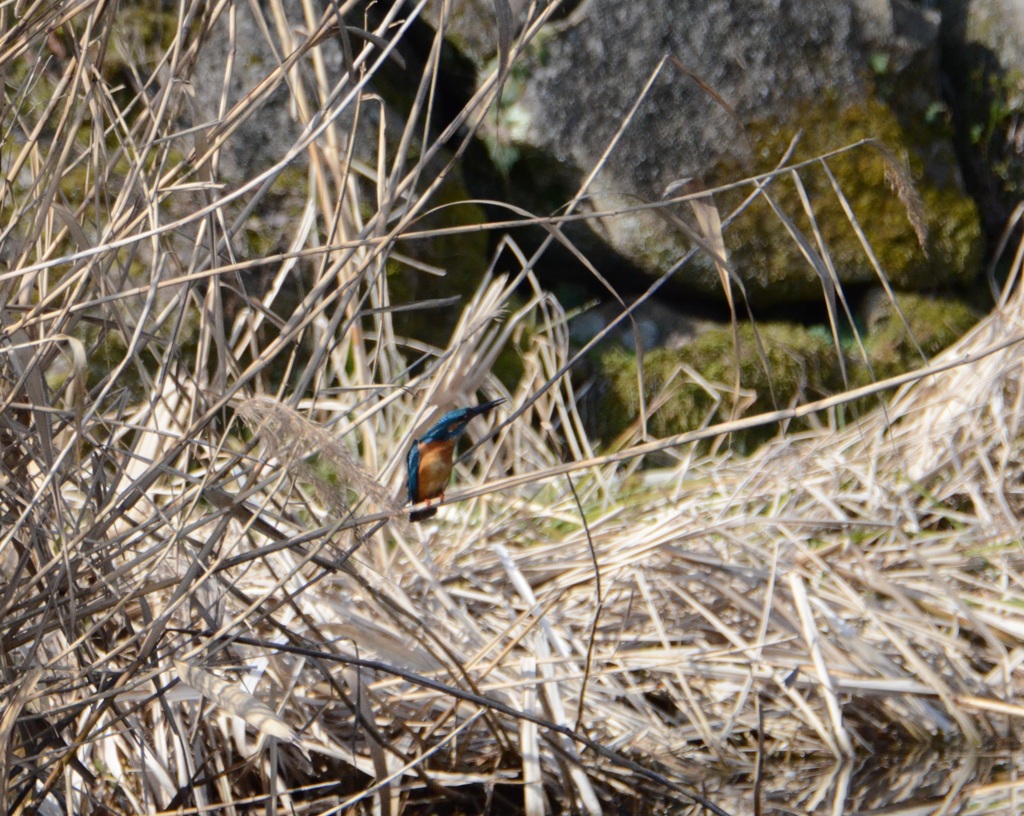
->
[419,407,475,443]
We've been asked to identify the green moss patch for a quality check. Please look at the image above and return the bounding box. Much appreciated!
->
[856,291,980,383]
[715,95,983,304]
[596,322,843,454]
[594,292,981,452]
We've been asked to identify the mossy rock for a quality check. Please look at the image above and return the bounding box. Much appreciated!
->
[594,291,981,453]
[707,95,983,305]
[855,290,981,383]
[595,322,846,454]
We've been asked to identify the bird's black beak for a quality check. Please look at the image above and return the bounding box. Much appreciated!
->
[469,397,505,417]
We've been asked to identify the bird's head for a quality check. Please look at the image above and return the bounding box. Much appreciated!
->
[418,398,504,444]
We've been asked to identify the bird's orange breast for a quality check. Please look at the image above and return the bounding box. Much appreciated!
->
[415,439,457,501]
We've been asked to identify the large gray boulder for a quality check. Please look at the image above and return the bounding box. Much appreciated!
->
[487,0,983,305]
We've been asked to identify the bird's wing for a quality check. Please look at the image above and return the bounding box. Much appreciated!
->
[406,441,420,504]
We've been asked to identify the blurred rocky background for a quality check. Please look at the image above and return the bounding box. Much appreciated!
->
[192,0,1024,449]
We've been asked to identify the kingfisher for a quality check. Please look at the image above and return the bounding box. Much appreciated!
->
[406,398,505,522]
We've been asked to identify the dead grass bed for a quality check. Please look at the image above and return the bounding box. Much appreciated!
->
[3,1,1024,814]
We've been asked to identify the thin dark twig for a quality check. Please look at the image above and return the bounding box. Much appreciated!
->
[187,630,735,816]
[754,693,764,816]
[567,473,603,735]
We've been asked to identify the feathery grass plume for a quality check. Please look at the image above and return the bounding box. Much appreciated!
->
[406,274,514,440]
[872,139,929,252]
[238,396,400,519]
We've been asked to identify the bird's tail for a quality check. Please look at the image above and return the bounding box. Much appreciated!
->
[410,506,438,523]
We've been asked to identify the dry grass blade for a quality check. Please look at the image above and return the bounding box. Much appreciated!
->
[680,176,745,418]
[519,656,544,816]
[492,0,514,74]
[174,660,297,743]
[787,573,853,758]
[0,668,43,816]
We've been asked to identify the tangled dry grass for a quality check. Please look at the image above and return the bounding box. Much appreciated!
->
[3,1,1024,814]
